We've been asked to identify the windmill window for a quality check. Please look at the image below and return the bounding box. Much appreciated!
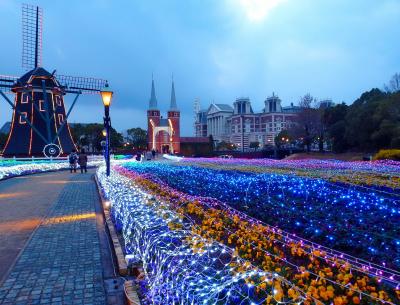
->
[19,112,28,124]
[58,114,64,125]
[39,100,46,112]
[56,96,62,106]
[21,94,29,104]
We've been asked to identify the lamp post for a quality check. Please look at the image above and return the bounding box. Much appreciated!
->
[100,85,113,177]
[241,115,244,152]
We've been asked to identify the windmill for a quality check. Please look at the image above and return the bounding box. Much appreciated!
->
[0,4,108,158]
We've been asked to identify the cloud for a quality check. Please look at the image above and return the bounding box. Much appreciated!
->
[229,0,288,22]
[211,47,246,88]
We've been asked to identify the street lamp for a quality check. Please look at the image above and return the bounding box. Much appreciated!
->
[100,84,113,177]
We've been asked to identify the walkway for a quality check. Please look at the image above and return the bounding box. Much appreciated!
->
[0,171,110,305]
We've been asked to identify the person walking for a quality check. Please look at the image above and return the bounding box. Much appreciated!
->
[68,149,78,173]
[135,151,142,162]
[146,150,152,161]
[151,149,156,159]
[78,148,88,173]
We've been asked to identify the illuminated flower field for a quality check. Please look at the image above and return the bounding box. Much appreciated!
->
[0,159,102,180]
[99,158,400,305]
[98,166,307,305]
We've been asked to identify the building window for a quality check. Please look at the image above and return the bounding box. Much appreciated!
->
[19,112,28,124]
[58,114,64,125]
[56,96,62,106]
[21,94,29,104]
[39,100,46,112]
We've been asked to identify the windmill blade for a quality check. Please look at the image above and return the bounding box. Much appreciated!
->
[56,74,108,94]
[0,75,18,93]
[22,3,43,71]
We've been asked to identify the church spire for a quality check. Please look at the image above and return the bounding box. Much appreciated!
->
[149,76,158,109]
[169,77,178,110]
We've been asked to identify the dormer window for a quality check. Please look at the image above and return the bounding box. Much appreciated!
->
[58,114,64,125]
[56,95,62,106]
[19,112,28,124]
[21,94,29,104]
[39,100,45,112]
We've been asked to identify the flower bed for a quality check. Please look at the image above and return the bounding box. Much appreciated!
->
[112,160,400,305]
[0,159,103,180]
[96,166,308,304]
[181,158,400,191]
[118,162,400,270]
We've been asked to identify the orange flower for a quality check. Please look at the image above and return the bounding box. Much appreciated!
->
[333,296,344,305]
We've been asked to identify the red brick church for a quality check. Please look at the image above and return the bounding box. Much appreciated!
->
[147,78,180,154]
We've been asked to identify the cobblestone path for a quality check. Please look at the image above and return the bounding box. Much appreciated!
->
[0,172,107,305]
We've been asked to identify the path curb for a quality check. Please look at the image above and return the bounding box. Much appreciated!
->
[94,174,128,276]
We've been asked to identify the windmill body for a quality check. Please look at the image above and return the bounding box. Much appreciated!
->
[0,4,108,157]
[4,67,75,156]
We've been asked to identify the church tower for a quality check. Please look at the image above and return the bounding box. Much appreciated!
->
[168,79,180,153]
[147,77,160,151]
[146,77,180,154]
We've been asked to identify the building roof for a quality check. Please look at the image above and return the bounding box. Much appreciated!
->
[207,103,234,115]
[149,78,158,109]
[215,104,234,112]
[282,104,301,113]
[169,80,178,110]
[18,67,53,85]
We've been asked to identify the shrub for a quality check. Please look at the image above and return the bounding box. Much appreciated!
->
[373,149,400,160]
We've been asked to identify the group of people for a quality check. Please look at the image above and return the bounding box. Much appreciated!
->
[68,149,88,173]
[136,149,156,162]
[68,148,156,172]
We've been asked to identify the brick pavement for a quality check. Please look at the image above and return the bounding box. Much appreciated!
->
[0,171,107,305]
[0,172,70,280]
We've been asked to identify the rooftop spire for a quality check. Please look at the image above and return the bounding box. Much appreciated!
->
[149,76,158,109]
[169,77,178,110]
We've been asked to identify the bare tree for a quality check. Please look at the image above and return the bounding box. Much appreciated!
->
[291,94,325,152]
[384,73,400,93]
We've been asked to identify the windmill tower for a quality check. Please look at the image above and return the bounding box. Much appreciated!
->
[0,4,108,157]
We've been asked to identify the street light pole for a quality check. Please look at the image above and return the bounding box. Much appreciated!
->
[241,115,244,153]
[104,110,111,176]
[100,85,113,177]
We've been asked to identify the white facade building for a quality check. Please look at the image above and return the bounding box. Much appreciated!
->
[194,94,300,149]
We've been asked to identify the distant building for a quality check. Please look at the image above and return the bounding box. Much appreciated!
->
[147,78,180,154]
[205,103,234,142]
[194,93,301,149]
[319,99,335,109]
[194,110,208,138]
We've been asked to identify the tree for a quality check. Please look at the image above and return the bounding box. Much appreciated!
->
[344,89,387,150]
[0,132,8,151]
[126,127,147,149]
[216,141,237,151]
[274,130,291,148]
[369,93,400,149]
[291,94,322,152]
[70,123,123,153]
[323,103,348,152]
[249,141,260,151]
[384,73,400,93]
[339,89,400,151]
